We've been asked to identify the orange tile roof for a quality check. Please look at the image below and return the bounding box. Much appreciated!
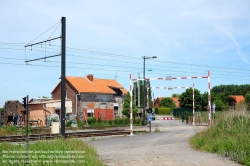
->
[230,95,245,104]
[65,76,128,94]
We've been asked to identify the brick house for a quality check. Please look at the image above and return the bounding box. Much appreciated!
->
[154,97,180,108]
[3,100,25,125]
[230,95,245,104]
[51,74,127,121]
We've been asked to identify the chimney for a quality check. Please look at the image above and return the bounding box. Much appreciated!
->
[87,74,94,81]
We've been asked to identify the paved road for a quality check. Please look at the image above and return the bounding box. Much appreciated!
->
[90,116,240,166]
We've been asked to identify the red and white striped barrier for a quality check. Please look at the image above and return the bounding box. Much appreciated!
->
[130,70,212,127]
[163,117,175,120]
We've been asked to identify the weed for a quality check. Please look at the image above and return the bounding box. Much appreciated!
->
[91,135,96,141]
[190,104,250,165]
[154,128,160,133]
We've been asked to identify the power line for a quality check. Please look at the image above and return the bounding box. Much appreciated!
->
[25,21,61,46]
[1,42,250,74]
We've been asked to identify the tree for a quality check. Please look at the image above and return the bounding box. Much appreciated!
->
[160,97,175,108]
[172,93,181,97]
[132,79,153,107]
[122,92,138,118]
[0,105,5,111]
[214,99,226,111]
[179,88,202,110]
[244,92,250,104]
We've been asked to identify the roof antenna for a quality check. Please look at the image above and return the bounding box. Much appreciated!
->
[115,72,117,80]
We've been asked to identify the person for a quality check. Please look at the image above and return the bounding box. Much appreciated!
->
[14,114,18,126]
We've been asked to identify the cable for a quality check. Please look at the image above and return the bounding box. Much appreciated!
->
[25,21,61,46]
[1,42,250,76]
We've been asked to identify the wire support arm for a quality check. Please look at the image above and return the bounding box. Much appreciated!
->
[24,37,61,48]
[25,54,61,63]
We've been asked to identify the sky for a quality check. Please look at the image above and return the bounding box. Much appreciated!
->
[1,0,250,107]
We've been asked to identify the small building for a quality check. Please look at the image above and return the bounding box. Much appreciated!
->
[28,98,72,126]
[51,74,127,121]
[230,95,245,105]
[4,100,25,125]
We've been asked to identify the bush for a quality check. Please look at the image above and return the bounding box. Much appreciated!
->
[87,117,97,125]
[77,121,85,127]
[133,118,142,125]
[155,108,158,114]
[158,107,172,115]
[66,121,72,127]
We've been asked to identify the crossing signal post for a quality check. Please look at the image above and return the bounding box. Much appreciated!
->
[147,107,152,133]
[22,95,29,153]
[22,97,27,108]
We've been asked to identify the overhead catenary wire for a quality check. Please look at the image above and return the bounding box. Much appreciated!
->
[25,21,61,46]
[1,42,250,78]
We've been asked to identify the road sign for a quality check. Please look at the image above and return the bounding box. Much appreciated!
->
[148,113,152,122]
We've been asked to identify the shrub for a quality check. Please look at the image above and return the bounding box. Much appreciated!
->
[77,121,85,127]
[87,117,97,125]
[155,108,158,114]
[158,107,172,115]
[133,118,142,125]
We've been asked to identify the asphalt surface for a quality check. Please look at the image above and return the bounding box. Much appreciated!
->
[89,115,240,166]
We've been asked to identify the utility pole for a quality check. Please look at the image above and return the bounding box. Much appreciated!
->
[61,17,66,138]
[138,73,140,108]
[24,17,66,138]
[134,82,136,104]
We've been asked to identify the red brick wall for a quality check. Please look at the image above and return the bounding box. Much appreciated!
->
[52,82,77,114]
[154,98,161,108]
[83,108,114,121]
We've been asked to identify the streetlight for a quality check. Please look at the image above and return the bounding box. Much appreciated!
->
[142,56,157,126]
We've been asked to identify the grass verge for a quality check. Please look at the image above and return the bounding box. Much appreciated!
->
[0,138,105,166]
[190,105,250,165]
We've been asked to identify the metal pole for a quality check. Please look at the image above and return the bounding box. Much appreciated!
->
[130,74,133,135]
[192,84,195,125]
[143,57,146,126]
[153,92,154,108]
[138,73,140,108]
[26,95,29,164]
[61,17,66,138]
[26,95,28,140]
[208,70,211,127]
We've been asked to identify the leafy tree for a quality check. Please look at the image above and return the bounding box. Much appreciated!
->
[0,105,5,111]
[122,92,138,118]
[244,92,250,103]
[160,97,175,108]
[211,84,250,96]
[172,94,181,97]
[179,88,202,110]
[214,99,226,111]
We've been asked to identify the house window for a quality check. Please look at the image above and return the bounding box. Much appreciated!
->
[114,106,118,116]
[55,109,61,118]
[87,109,94,117]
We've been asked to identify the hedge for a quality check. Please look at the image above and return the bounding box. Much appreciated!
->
[158,107,172,115]
[173,108,193,118]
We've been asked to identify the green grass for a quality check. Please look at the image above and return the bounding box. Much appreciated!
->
[0,138,105,166]
[190,104,250,165]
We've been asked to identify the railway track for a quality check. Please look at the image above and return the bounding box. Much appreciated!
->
[0,129,144,142]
